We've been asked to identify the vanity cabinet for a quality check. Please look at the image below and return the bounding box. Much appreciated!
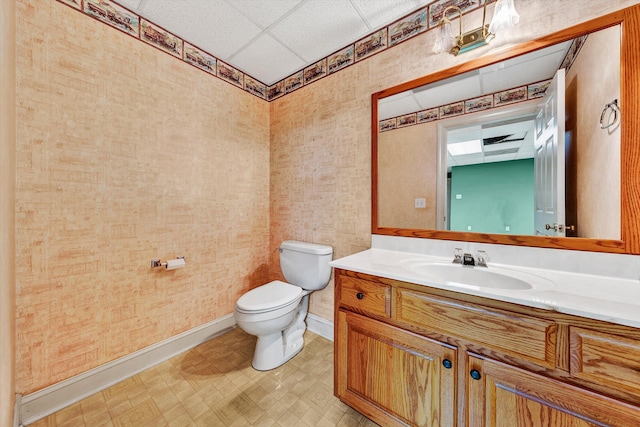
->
[336,310,457,426]
[466,355,640,426]
[334,268,640,426]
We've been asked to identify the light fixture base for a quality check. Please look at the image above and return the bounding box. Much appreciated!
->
[453,24,494,56]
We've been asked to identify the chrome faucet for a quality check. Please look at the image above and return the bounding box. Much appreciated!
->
[462,253,475,266]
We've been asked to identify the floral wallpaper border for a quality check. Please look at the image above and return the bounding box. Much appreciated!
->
[57,0,495,102]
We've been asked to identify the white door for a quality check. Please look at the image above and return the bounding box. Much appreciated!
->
[534,69,566,236]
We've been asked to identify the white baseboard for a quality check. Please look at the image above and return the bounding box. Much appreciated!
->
[21,314,236,426]
[14,394,22,427]
[306,313,334,341]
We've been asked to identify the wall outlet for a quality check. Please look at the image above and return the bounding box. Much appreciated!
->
[414,198,426,208]
[467,225,472,231]
[456,194,462,199]
[505,225,510,231]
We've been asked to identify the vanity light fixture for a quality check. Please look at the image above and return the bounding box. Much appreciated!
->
[432,0,519,56]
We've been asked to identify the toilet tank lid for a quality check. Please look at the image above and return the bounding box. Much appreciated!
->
[280,240,333,255]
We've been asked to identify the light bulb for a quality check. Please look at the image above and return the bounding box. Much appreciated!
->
[433,19,456,54]
[489,0,519,34]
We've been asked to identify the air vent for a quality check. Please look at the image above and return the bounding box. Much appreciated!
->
[483,131,527,146]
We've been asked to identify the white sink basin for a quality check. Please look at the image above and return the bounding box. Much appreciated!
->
[401,261,555,291]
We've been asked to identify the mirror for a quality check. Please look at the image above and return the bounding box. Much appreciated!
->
[372,5,640,254]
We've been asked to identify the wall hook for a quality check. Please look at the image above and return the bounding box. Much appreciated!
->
[600,99,620,129]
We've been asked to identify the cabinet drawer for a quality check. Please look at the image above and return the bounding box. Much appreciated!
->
[397,289,556,368]
[570,327,640,395]
[339,275,390,318]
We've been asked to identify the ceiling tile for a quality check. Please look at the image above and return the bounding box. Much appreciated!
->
[350,0,428,30]
[479,43,569,94]
[231,34,306,85]
[269,0,369,62]
[228,0,303,29]
[137,0,263,59]
[414,76,483,111]
[378,92,422,120]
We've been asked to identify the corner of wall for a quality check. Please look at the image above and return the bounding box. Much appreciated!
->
[1,0,17,426]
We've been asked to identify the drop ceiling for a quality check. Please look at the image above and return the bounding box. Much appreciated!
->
[446,118,536,168]
[116,0,432,85]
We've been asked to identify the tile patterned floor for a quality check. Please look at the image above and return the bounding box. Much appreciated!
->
[30,328,379,426]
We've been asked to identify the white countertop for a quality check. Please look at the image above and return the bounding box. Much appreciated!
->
[330,248,640,329]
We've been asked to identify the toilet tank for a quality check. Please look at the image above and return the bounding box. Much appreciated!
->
[279,240,333,291]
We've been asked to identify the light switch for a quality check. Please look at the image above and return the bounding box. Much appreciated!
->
[456,194,462,199]
[414,198,426,208]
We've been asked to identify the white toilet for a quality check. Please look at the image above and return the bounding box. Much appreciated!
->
[233,240,333,371]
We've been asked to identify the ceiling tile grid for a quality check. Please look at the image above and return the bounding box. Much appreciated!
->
[231,34,307,85]
[269,0,370,63]
[58,0,497,101]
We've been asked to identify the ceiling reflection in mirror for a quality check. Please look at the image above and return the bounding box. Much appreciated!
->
[376,25,620,241]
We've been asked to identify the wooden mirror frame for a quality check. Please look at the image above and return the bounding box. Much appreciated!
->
[372,5,640,254]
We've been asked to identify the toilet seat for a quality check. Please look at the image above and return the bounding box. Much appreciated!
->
[235,280,302,313]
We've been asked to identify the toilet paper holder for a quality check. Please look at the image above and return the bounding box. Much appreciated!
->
[151,256,185,268]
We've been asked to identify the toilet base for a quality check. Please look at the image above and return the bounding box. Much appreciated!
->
[252,321,306,371]
[252,295,310,371]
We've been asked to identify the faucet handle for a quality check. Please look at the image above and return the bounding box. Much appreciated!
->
[476,250,488,267]
[453,248,463,264]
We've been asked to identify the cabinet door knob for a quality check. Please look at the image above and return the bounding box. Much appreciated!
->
[470,369,482,380]
[356,292,364,300]
[442,359,452,369]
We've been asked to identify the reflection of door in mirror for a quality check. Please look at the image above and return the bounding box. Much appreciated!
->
[534,69,565,237]
[377,24,620,240]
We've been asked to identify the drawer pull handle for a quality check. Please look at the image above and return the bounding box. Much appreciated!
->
[356,292,364,300]
[470,369,482,380]
[442,359,452,369]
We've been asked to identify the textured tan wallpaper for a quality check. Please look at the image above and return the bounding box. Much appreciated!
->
[269,0,639,321]
[12,0,639,397]
[378,122,438,229]
[1,0,16,423]
[15,0,269,394]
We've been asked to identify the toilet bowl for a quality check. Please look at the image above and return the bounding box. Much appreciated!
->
[233,241,332,371]
[234,280,302,337]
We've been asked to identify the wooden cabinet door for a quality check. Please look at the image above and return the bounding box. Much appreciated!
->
[467,355,640,426]
[335,309,457,427]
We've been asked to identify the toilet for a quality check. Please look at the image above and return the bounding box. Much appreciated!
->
[233,240,333,371]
